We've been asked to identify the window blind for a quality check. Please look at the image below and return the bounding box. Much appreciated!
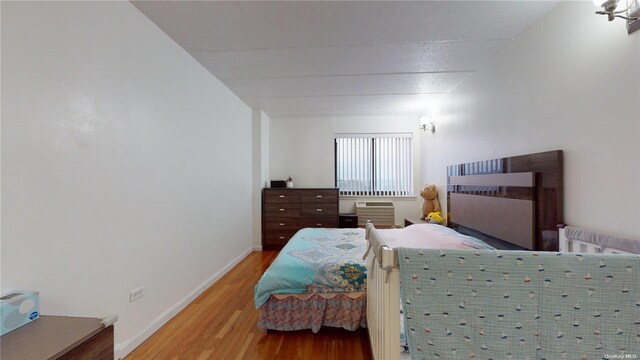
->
[335,134,413,196]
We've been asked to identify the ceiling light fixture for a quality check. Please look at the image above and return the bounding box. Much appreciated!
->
[593,0,640,33]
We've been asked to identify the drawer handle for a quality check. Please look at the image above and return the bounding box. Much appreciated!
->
[316,223,322,226]
[279,236,285,239]
[279,195,285,198]
[279,208,285,212]
[316,195,323,198]
[279,223,285,226]
[316,209,323,212]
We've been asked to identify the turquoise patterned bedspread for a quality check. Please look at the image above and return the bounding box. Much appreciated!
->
[254,228,367,308]
[399,248,640,359]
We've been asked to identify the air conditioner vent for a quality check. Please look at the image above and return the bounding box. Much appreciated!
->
[362,202,394,207]
[355,201,395,227]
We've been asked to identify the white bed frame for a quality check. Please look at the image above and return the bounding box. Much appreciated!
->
[365,226,400,360]
[364,224,636,360]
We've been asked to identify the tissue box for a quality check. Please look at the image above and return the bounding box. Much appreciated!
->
[1,291,40,336]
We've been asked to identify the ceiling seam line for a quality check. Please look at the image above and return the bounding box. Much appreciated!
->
[186,38,515,54]
[245,92,448,100]
[218,70,476,81]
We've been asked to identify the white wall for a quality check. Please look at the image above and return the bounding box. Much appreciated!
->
[252,109,270,249]
[261,112,271,189]
[421,2,640,238]
[270,116,423,225]
[1,2,253,358]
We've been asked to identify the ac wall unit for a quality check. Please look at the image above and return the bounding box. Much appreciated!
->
[355,201,395,227]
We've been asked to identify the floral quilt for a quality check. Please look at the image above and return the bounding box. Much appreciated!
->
[254,228,368,308]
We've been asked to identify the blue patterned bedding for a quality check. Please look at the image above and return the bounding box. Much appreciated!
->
[399,248,640,359]
[254,228,368,308]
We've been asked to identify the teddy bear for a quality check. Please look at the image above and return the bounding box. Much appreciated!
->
[420,184,441,220]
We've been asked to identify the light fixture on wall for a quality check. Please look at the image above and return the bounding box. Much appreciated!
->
[419,116,435,133]
[593,0,640,33]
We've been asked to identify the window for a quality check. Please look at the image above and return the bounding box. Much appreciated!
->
[335,134,413,196]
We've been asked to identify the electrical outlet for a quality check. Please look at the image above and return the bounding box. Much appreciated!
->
[129,286,144,303]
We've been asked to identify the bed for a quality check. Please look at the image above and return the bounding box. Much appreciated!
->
[366,150,640,359]
[367,151,560,358]
[366,150,640,360]
[368,223,640,360]
[254,224,493,333]
[254,227,368,332]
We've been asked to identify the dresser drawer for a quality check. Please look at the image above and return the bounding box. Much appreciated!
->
[263,230,298,247]
[300,217,338,228]
[264,218,300,230]
[301,203,338,217]
[264,202,300,217]
[264,189,300,203]
[300,189,338,203]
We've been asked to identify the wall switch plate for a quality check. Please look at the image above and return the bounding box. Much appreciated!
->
[129,286,144,303]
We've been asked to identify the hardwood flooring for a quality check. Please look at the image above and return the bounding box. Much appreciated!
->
[125,251,372,360]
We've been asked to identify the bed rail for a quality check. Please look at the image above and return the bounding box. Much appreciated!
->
[364,222,400,360]
[559,225,639,254]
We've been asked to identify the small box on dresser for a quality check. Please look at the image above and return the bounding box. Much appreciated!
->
[262,188,338,249]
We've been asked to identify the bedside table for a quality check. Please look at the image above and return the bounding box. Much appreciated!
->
[404,217,429,227]
[1,315,114,360]
[339,213,358,228]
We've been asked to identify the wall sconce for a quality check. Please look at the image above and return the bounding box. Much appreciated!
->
[593,0,640,33]
[419,116,435,133]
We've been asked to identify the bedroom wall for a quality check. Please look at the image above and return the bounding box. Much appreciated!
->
[252,109,270,249]
[1,2,253,357]
[421,1,640,238]
[269,115,423,226]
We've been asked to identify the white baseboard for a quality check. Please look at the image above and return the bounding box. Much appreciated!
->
[253,245,262,251]
[114,247,253,359]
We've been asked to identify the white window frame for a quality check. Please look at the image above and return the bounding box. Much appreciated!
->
[335,133,414,197]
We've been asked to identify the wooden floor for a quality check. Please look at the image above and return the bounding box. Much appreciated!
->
[125,250,372,360]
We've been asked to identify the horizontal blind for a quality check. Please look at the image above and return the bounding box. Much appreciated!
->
[335,134,413,196]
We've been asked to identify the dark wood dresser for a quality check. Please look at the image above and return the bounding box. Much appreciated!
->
[262,188,339,249]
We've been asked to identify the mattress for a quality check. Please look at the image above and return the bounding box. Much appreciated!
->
[376,223,494,251]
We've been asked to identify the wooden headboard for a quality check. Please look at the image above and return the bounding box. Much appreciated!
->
[447,150,563,251]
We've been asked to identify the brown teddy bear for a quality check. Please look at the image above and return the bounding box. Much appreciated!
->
[420,184,441,220]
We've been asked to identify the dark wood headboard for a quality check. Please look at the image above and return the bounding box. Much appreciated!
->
[447,150,563,251]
